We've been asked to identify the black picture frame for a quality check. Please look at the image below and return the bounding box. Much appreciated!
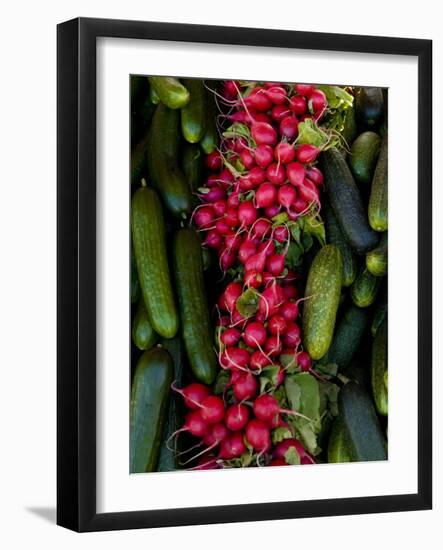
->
[57,17,432,532]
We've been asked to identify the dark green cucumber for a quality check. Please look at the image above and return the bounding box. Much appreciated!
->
[130,348,173,473]
[132,299,159,351]
[131,186,179,338]
[339,382,387,461]
[182,143,203,195]
[355,87,384,130]
[371,297,387,337]
[131,131,149,186]
[131,248,140,304]
[324,202,357,287]
[351,268,381,308]
[148,76,190,109]
[328,417,351,463]
[320,148,379,254]
[200,86,218,154]
[181,79,207,143]
[157,336,186,472]
[369,136,388,232]
[342,103,357,148]
[322,305,368,370]
[371,319,388,416]
[302,245,343,360]
[173,229,217,384]
[366,232,388,276]
[349,131,381,185]
[147,104,193,218]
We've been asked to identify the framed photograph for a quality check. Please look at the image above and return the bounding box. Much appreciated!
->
[57,17,432,532]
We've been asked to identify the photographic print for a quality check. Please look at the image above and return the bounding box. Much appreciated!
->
[130,76,388,474]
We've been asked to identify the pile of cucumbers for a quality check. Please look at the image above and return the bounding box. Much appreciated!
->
[130,76,218,473]
[306,87,388,462]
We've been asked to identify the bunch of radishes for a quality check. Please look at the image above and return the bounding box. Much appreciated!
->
[180,81,329,468]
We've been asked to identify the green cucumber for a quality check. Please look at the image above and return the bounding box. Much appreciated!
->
[182,143,203,195]
[200,86,218,154]
[131,132,149,186]
[349,131,381,185]
[149,84,160,105]
[339,382,387,461]
[324,202,357,287]
[371,297,387,337]
[355,87,384,130]
[342,103,357,148]
[302,245,343,360]
[328,417,351,463]
[157,336,186,472]
[366,232,388,276]
[351,268,381,308]
[322,305,368,370]
[173,229,217,385]
[369,136,388,232]
[130,348,173,473]
[148,76,190,109]
[131,249,140,304]
[371,319,388,416]
[131,185,178,338]
[147,103,193,218]
[181,79,207,143]
[132,299,159,351]
[320,148,379,254]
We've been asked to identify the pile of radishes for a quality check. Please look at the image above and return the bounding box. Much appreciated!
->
[181,81,329,468]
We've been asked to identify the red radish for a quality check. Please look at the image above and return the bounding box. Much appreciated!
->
[265,335,282,357]
[267,163,286,185]
[246,88,272,111]
[223,282,243,312]
[248,166,267,186]
[253,394,306,425]
[268,314,287,335]
[216,315,230,327]
[282,285,297,299]
[250,349,271,371]
[224,232,242,252]
[204,229,222,250]
[227,192,240,208]
[221,327,242,346]
[289,95,307,115]
[244,321,267,348]
[279,116,299,140]
[194,206,214,229]
[244,270,263,289]
[251,122,278,146]
[228,110,251,124]
[238,176,255,192]
[251,218,271,239]
[253,112,272,124]
[238,201,258,227]
[266,254,285,276]
[238,238,257,264]
[254,144,274,168]
[280,301,299,322]
[301,455,315,465]
[295,83,315,97]
[274,142,296,164]
[245,252,266,273]
[223,80,238,99]
[274,225,289,243]
[212,200,227,217]
[258,284,284,318]
[200,395,225,424]
[271,104,291,122]
[286,162,305,186]
[258,240,275,257]
[219,431,247,459]
[206,151,222,170]
[306,166,324,186]
[225,208,239,228]
[220,247,236,271]
[296,144,320,164]
[206,173,222,188]
[282,322,301,347]
[297,350,312,372]
[245,419,271,452]
[215,218,231,235]
[255,182,277,208]
[309,89,327,113]
[240,149,256,170]
[219,168,235,186]
[278,184,297,210]
[298,179,320,206]
[262,271,275,286]
[173,382,211,410]
[222,347,250,371]
[225,403,250,431]
[233,372,258,401]
[194,454,219,470]
[200,186,226,203]
[203,422,229,447]
[265,86,287,105]
[177,410,208,438]
[263,81,283,88]
[270,457,288,466]
[265,204,281,218]
[292,197,309,214]
[273,438,306,461]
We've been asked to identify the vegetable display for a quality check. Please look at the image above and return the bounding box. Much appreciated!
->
[130,76,388,473]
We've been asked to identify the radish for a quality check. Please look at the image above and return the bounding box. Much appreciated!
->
[175,410,208,438]
[220,346,250,371]
[203,422,229,447]
[220,327,242,346]
[297,350,312,372]
[220,247,236,271]
[225,208,239,228]
[244,270,263,289]
[223,282,243,312]
[251,218,271,239]
[274,142,296,164]
[266,254,285,276]
[309,89,327,113]
[206,151,222,171]
[233,372,258,401]
[265,335,283,357]
[227,192,240,208]
[264,204,281,218]
[280,116,299,140]
[295,83,315,97]
[251,121,278,146]
[200,395,225,424]
[253,112,273,124]
[282,285,297,299]
[273,438,306,461]
[245,252,266,273]
[268,314,287,335]
[253,394,307,425]
[244,321,267,348]
[212,200,227,217]
[224,232,242,252]
[215,218,231,235]
[240,149,256,170]
[223,80,239,99]
[219,431,247,459]
[278,184,297,211]
[248,166,267,186]
[250,349,272,371]
[238,238,257,264]
[254,144,274,168]
[280,301,299,322]
[298,179,320,206]
[292,197,308,214]
[258,284,284,318]
[200,186,226,203]
[270,457,288,466]
[238,176,255,192]
[306,166,324,186]
[173,382,211,410]
[238,201,258,227]
[266,163,286,185]
[274,225,289,243]
[286,162,305,186]
[246,88,272,111]
[194,206,214,229]
[204,230,222,250]
[282,322,301,347]
[296,144,320,164]
[265,86,287,105]
[255,182,277,209]
[289,95,307,115]
[225,403,250,431]
[271,105,291,122]
[257,240,275,257]
[219,168,235,186]
[245,419,271,452]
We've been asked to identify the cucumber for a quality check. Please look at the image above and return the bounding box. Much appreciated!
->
[355,87,384,130]
[131,249,140,304]
[302,245,343,360]
[324,202,357,287]
[342,103,357,148]
[349,131,381,185]
[321,305,368,370]
[320,148,379,254]
[200,86,218,154]
[132,299,159,351]
[182,143,203,195]
[339,382,387,461]
[369,136,388,232]
[371,319,388,416]
[157,336,186,472]
[351,268,381,308]
[366,232,388,276]
[131,185,179,338]
[148,76,190,109]
[149,84,160,105]
[131,131,149,186]
[328,417,351,463]
[371,296,387,337]
[130,348,173,473]
[173,229,217,384]
[181,79,207,143]
[147,104,193,218]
